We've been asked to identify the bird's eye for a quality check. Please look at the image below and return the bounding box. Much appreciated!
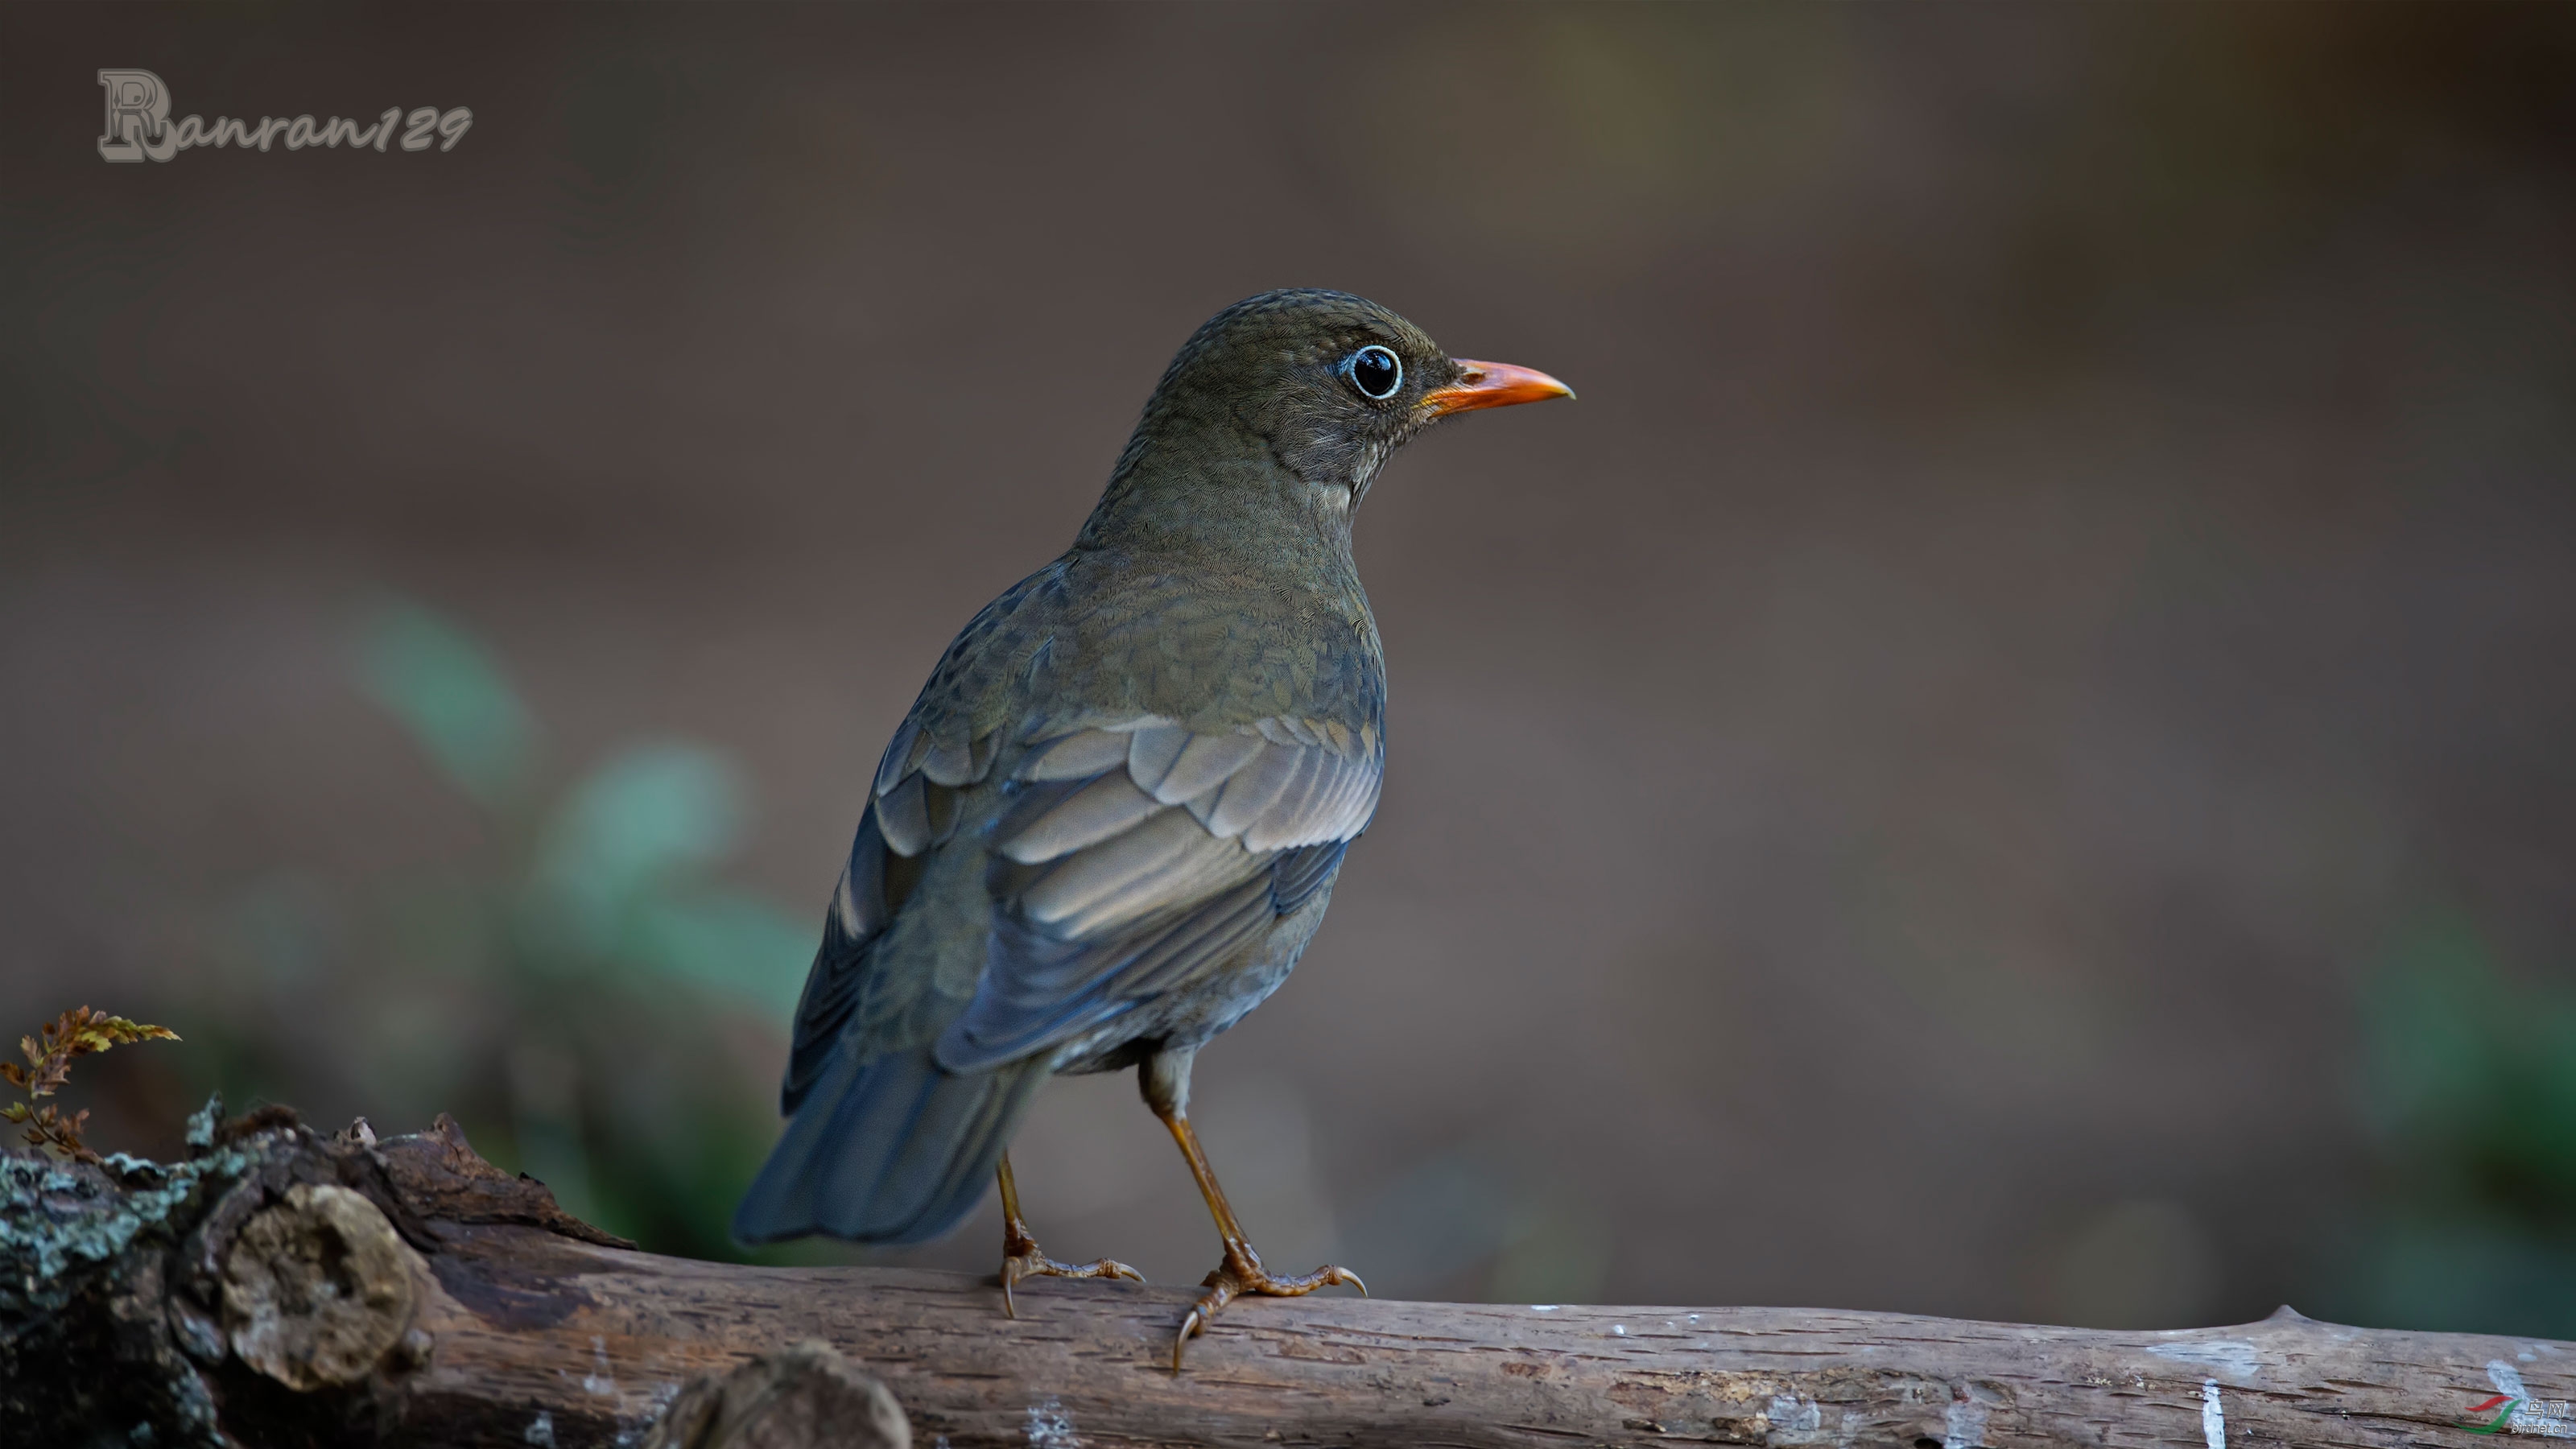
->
[1343,345,1402,401]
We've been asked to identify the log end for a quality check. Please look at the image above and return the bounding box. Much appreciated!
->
[221,1181,423,1390]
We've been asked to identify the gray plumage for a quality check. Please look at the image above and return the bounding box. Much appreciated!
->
[735,289,1560,1248]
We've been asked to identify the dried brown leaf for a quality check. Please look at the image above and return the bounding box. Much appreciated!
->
[2,1005,180,1162]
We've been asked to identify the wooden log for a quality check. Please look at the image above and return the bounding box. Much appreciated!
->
[4,1106,2570,1448]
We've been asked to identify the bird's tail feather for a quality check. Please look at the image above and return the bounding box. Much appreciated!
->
[732,1041,1045,1246]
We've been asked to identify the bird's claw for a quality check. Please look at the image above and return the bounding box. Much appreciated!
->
[1170,1242,1365,1370]
[999,1238,1146,1319]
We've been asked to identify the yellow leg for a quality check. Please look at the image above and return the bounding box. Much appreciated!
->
[1151,1102,1365,1369]
[995,1153,1143,1319]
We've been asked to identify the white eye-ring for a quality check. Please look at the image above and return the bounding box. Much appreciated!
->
[1343,345,1402,401]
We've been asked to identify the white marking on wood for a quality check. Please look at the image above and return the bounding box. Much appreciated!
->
[2148,1340,2260,1383]
[1944,1398,1988,1449]
[1769,1393,1823,1439]
[2201,1378,2225,1449]
[1530,1304,1558,1311]
[2489,1360,2576,1438]
[524,1411,556,1447]
[614,1380,681,1449]
[1026,1395,1082,1448]
[1612,1323,1628,1336]
[584,1335,615,1395]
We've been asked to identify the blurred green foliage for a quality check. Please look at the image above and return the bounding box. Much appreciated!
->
[2345,919,2576,1336]
[192,598,823,1261]
[354,603,537,810]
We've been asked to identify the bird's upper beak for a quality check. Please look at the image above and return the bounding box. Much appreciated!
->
[1418,358,1576,418]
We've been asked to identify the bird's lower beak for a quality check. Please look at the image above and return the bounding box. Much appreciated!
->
[1417,359,1576,418]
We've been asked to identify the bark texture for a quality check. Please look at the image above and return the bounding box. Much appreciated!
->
[3,1106,2569,1449]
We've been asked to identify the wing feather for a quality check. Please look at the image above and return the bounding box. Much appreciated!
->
[1151,731,1265,803]
[938,873,1278,1071]
[997,772,1165,862]
[1021,728,1134,782]
[873,717,923,797]
[1125,723,1193,792]
[934,716,1379,1073]
[919,737,981,786]
[874,773,933,856]
[1241,748,1332,851]
[788,696,1005,1108]
[1203,742,1303,836]
[1019,809,1261,937]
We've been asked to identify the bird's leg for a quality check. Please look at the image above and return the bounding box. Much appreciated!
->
[1141,1048,1364,1369]
[995,1152,1143,1319]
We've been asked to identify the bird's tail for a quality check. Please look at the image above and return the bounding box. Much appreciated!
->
[731,1040,1045,1246]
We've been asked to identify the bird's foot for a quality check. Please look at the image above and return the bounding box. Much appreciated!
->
[1171,1239,1365,1369]
[1000,1225,1144,1319]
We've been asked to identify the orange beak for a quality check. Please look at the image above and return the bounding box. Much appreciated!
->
[1418,358,1575,418]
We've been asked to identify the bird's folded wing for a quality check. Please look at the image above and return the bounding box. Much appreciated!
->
[782,706,1379,1104]
[933,715,1380,1072]
[778,710,999,1113]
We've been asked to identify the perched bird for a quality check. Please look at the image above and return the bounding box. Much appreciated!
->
[733,288,1571,1364]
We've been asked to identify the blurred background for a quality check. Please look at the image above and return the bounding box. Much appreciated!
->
[5,3,2574,1338]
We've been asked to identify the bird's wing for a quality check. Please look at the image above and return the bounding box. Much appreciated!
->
[932,714,1381,1073]
[778,559,1059,1115]
[777,705,1000,1113]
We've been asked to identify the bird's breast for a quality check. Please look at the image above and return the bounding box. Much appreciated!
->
[1043,553,1384,738]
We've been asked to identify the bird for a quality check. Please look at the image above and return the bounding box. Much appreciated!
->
[732,288,1571,1367]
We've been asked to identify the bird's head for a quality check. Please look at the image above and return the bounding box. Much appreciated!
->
[1102,289,1573,524]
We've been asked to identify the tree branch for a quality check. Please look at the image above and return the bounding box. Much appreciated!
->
[4,1108,2566,1448]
